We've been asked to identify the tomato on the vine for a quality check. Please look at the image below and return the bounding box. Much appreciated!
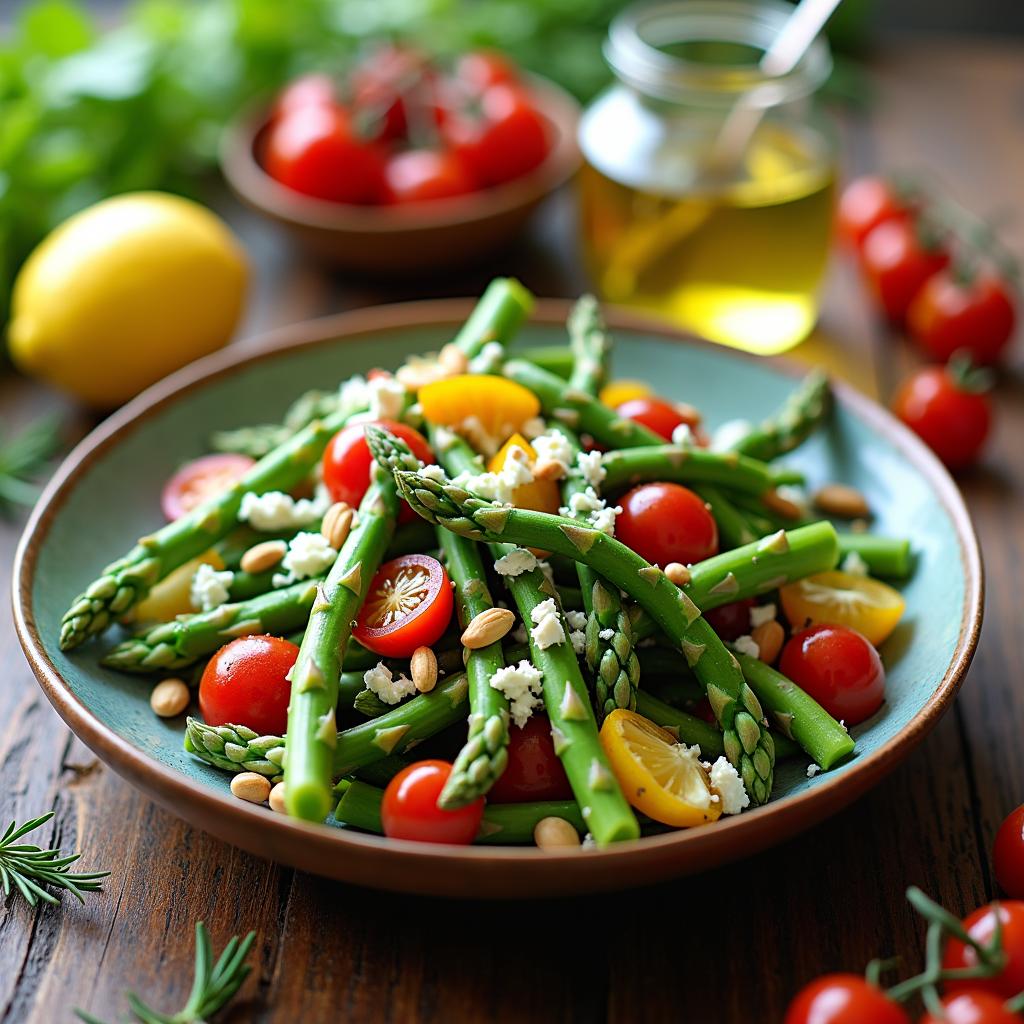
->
[994,805,1024,899]
[892,365,991,470]
[353,554,453,658]
[837,176,911,250]
[271,73,336,121]
[384,149,476,204]
[783,974,910,1024]
[489,715,573,803]
[943,901,1024,1000]
[907,270,1016,366]
[779,624,885,726]
[860,218,950,322]
[920,991,1020,1024]
[199,635,298,736]
[350,44,437,142]
[381,760,484,844]
[161,453,254,521]
[615,482,718,568]
[614,396,703,443]
[455,50,518,92]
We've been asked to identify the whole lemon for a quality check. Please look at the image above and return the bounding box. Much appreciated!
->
[8,192,248,407]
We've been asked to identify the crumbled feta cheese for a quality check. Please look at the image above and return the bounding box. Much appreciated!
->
[671,423,694,446]
[576,450,606,488]
[238,490,328,531]
[420,463,447,483]
[710,756,750,815]
[364,662,416,705]
[749,602,777,628]
[458,414,501,458]
[452,445,535,506]
[806,763,820,778]
[841,551,870,576]
[532,430,574,473]
[589,504,622,536]
[530,598,565,650]
[501,445,534,488]
[561,486,604,517]
[537,560,555,586]
[581,832,596,849]
[494,548,538,577]
[432,425,458,452]
[599,628,615,641]
[468,340,505,373]
[190,563,233,612]
[565,610,587,631]
[338,375,370,414]
[570,630,586,655]
[367,375,407,420]
[274,532,337,586]
[733,634,761,658]
[711,419,753,452]
[489,659,544,727]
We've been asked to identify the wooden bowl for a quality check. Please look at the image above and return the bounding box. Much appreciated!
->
[13,300,983,898]
[219,78,581,274]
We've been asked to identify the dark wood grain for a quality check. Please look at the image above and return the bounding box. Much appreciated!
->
[2,39,1022,1024]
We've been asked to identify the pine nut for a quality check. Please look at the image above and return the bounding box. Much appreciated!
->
[321,502,354,550]
[150,678,190,718]
[532,458,566,481]
[763,489,803,521]
[664,562,691,586]
[240,539,287,574]
[813,483,871,520]
[751,620,785,665]
[534,816,581,849]
[410,646,438,692]
[230,772,271,804]
[438,343,469,375]
[269,782,287,813]
[461,607,516,649]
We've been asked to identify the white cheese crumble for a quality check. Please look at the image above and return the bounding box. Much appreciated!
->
[562,486,604,516]
[451,445,535,506]
[420,463,447,483]
[511,623,529,644]
[501,445,534,488]
[364,662,416,705]
[749,602,777,628]
[338,375,370,414]
[841,551,870,576]
[367,375,407,420]
[710,757,750,815]
[468,340,505,373]
[599,628,615,641]
[711,419,753,452]
[733,634,761,658]
[590,504,622,536]
[532,429,574,473]
[530,598,565,650]
[570,630,587,655]
[190,563,234,612]
[671,423,694,446]
[273,531,337,586]
[565,610,588,631]
[489,659,544,727]
[458,414,502,458]
[576,449,606,488]
[537,560,555,586]
[494,548,538,577]
[238,490,328,532]
[807,763,820,778]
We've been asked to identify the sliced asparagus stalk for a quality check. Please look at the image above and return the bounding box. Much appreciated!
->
[837,533,913,579]
[728,369,831,462]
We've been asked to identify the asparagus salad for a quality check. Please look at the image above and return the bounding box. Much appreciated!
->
[60,279,914,848]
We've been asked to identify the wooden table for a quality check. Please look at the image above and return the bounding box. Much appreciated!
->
[3,41,1022,1023]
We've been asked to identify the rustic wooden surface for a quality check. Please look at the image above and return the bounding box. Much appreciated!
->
[2,41,1022,1023]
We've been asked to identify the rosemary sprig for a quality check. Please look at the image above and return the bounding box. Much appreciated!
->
[75,922,257,1024]
[0,414,62,514]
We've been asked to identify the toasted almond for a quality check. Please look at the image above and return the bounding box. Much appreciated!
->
[763,489,803,521]
[268,782,287,814]
[532,458,566,481]
[438,343,469,375]
[321,502,354,550]
[664,562,692,587]
[461,607,516,649]
[534,816,581,849]
[240,539,287,574]
[231,772,271,804]
[813,483,871,520]
[150,678,190,718]
[751,620,785,665]
[410,646,438,693]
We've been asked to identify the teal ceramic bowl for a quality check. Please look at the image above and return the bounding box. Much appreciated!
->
[13,300,982,898]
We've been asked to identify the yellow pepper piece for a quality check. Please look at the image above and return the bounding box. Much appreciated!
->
[488,434,561,515]
[779,570,905,648]
[419,374,540,450]
[599,710,722,828]
[132,550,225,624]
[598,379,651,409]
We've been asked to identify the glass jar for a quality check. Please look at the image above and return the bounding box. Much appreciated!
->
[578,0,836,354]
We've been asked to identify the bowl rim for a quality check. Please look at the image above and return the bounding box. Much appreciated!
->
[12,298,984,895]
[219,74,582,234]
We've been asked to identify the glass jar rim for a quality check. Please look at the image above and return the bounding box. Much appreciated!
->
[605,0,833,106]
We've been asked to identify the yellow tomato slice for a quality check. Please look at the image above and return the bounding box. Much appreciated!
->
[598,379,651,408]
[488,434,561,515]
[419,374,540,447]
[779,570,905,647]
[599,710,721,828]
[132,550,225,624]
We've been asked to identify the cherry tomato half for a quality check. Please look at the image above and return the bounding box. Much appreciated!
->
[704,599,755,642]
[860,218,950,322]
[615,482,718,568]
[921,991,1020,1024]
[784,974,910,1024]
[161,453,254,522]
[384,149,476,204]
[353,554,453,658]
[381,760,484,844]
[907,270,1016,366]
[836,176,911,250]
[322,419,434,524]
[892,365,991,471]
[779,624,885,726]
[489,714,573,803]
[199,635,298,736]
[943,901,1024,1001]
[994,805,1024,899]
[271,73,337,121]
[614,396,702,443]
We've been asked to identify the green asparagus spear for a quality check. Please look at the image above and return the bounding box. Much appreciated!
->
[694,484,757,549]
[728,369,831,462]
[449,277,534,358]
[515,345,574,379]
[837,532,913,579]
[634,692,726,757]
[567,294,611,396]
[211,389,344,458]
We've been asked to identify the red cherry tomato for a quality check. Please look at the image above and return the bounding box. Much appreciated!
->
[350,45,439,143]
[455,50,519,91]
[860,219,950,322]
[893,365,991,470]
[442,85,549,186]
[262,104,386,204]
[161,453,254,522]
[272,73,336,121]
[943,902,1024,1000]
[322,419,434,524]
[779,625,885,726]
[489,715,573,803]
[784,974,910,1024]
[907,271,1016,366]
[381,760,484,844]
[836,176,911,250]
[994,805,1024,898]
[384,149,476,204]
[198,635,298,736]
[615,482,718,568]
[353,554,453,658]
[921,992,1020,1024]
[704,599,755,642]
[614,396,702,443]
